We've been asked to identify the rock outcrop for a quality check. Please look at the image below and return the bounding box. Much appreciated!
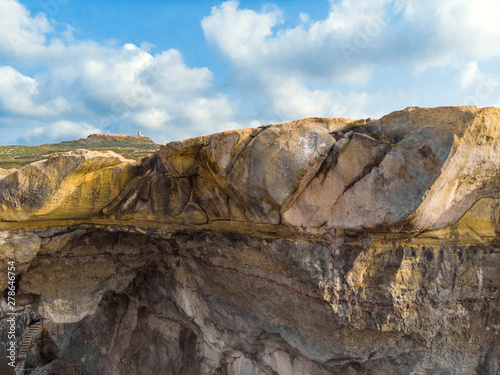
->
[1,107,499,374]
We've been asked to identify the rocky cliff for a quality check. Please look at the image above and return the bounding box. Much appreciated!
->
[0,106,499,374]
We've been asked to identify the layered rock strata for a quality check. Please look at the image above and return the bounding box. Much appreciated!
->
[0,106,499,374]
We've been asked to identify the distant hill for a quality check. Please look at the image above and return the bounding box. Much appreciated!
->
[0,134,159,169]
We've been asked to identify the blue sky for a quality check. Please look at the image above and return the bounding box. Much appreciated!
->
[1,0,500,145]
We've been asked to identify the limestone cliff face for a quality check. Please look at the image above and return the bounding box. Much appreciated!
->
[1,107,499,374]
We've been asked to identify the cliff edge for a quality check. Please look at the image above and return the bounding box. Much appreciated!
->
[0,106,499,374]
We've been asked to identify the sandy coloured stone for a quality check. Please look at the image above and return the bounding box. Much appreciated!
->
[1,107,500,374]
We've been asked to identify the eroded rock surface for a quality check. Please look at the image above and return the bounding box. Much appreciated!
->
[1,107,499,374]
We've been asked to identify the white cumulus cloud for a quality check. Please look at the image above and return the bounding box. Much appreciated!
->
[460,62,480,89]
[0,66,66,116]
[202,0,500,121]
[0,0,51,57]
[2,0,500,145]
[21,121,101,144]
[0,0,240,145]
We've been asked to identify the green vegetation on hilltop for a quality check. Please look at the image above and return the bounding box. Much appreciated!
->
[0,134,159,169]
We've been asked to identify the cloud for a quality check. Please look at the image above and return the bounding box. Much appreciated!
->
[0,66,66,116]
[202,0,395,80]
[458,62,500,107]
[81,44,215,113]
[398,0,500,72]
[0,0,51,57]
[2,0,500,146]
[201,0,385,121]
[183,95,237,132]
[49,121,102,139]
[0,0,239,145]
[264,76,338,119]
[19,120,102,144]
[202,0,500,121]
[131,109,171,129]
[202,0,283,64]
[78,42,238,137]
[79,43,238,139]
[460,62,480,89]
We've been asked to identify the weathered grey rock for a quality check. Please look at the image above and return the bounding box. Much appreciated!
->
[328,126,454,230]
[227,123,335,223]
[283,132,391,229]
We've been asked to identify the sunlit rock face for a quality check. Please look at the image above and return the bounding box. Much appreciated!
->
[1,107,500,375]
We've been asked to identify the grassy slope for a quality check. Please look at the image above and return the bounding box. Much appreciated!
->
[0,135,159,169]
